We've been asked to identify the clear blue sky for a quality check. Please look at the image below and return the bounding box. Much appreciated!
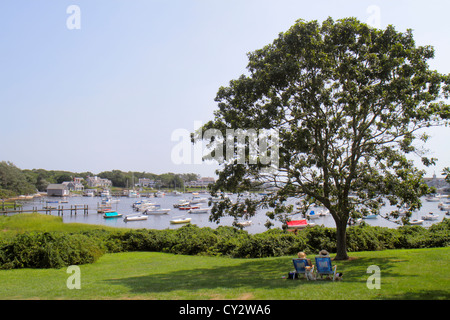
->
[0,0,449,178]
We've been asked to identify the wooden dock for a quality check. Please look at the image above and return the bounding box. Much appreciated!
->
[0,204,90,216]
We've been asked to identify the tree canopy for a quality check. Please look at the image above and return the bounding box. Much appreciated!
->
[196,17,450,260]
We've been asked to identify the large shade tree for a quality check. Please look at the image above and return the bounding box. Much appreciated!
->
[195,18,449,260]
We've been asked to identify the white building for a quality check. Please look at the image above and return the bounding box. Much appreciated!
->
[186,177,215,187]
[86,176,112,188]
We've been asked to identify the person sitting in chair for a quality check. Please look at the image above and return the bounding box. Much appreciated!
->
[297,252,315,280]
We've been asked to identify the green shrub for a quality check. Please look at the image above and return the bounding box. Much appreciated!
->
[0,232,105,269]
[231,229,306,258]
[303,226,337,253]
[170,225,218,255]
[1,218,448,269]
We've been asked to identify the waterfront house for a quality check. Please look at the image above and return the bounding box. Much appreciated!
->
[62,181,85,192]
[86,176,112,188]
[138,178,157,188]
[186,177,215,187]
[47,184,69,197]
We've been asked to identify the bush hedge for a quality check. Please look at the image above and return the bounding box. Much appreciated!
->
[0,232,105,269]
[1,219,449,269]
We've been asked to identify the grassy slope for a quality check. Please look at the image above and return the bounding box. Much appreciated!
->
[0,213,123,238]
[0,213,448,300]
[0,248,448,300]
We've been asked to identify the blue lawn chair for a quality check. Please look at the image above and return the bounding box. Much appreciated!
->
[292,259,315,280]
[315,257,338,281]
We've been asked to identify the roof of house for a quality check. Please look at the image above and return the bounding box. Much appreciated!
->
[47,184,68,190]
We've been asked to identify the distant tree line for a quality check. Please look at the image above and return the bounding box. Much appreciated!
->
[0,161,199,198]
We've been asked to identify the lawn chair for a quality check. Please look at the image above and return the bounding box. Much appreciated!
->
[315,256,337,281]
[292,259,315,280]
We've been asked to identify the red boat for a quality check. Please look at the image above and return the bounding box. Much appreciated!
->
[179,205,200,210]
[286,219,308,229]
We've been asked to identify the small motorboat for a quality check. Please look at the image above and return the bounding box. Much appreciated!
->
[134,202,158,212]
[190,196,208,204]
[425,196,441,202]
[188,208,210,214]
[307,211,320,219]
[170,217,192,224]
[317,209,329,216]
[124,214,148,222]
[286,219,308,230]
[421,213,439,221]
[363,214,377,219]
[179,205,200,211]
[173,200,190,208]
[236,220,252,227]
[410,219,424,225]
[348,218,363,226]
[103,211,122,219]
[145,207,170,215]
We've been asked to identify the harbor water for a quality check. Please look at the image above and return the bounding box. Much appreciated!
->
[11,193,449,234]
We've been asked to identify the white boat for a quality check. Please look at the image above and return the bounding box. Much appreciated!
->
[438,203,450,211]
[425,195,441,202]
[191,196,208,204]
[410,219,424,225]
[155,191,165,197]
[134,202,158,212]
[317,209,329,216]
[85,190,95,197]
[421,213,440,221]
[170,217,192,224]
[132,200,155,208]
[236,220,252,227]
[306,211,320,219]
[124,214,148,222]
[173,200,190,208]
[348,218,363,226]
[188,207,211,214]
[145,207,170,215]
[128,190,140,198]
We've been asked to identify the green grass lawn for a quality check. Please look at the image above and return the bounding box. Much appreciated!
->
[0,213,123,239]
[0,247,448,300]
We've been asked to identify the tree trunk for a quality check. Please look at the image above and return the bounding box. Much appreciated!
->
[335,219,349,260]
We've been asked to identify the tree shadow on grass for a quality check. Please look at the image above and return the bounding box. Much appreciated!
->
[104,258,291,296]
[103,255,424,298]
[337,256,411,282]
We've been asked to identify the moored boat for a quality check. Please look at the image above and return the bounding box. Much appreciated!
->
[173,200,190,208]
[144,207,170,215]
[190,196,208,204]
[179,205,200,210]
[124,214,148,222]
[170,217,192,224]
[188,207,210,214]
[286,219,308,230]
[425,195,441,202]
[306,211,320,219]
[421,213,440,221]
[236,220,252,227]
[103,211,122,219]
